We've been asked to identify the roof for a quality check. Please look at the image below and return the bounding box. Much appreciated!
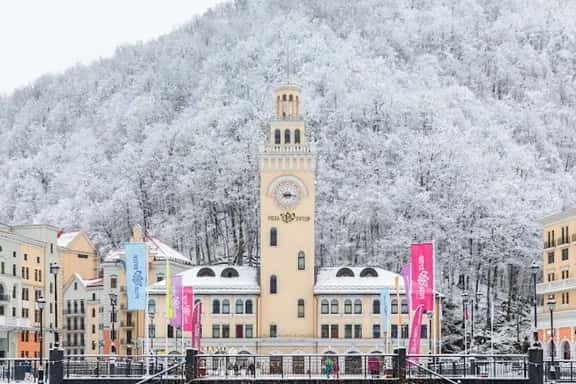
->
[57,231,80,248]
[64,273,103,291]
[149,265,260,295]
[103,236,192,265]
[538,208,576,226]
[314,267,405,295]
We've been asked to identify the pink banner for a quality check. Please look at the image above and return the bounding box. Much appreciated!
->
[408,305,425,359]
[170,275,182,327]
[182,287,194,332]
[192,302,202,350]
[401,264,412,311]
[410,243,434,312]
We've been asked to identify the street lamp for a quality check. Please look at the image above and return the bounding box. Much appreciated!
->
[109,293,118,354]
[530,262,540,345]
[426,310,433,354]
[50,262,60,347]
[148,302,156,374]
[36,296,46,384]
[462,292,469,355]
[547,296,556,377]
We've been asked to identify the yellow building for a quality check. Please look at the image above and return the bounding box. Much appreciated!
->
[146,85,442,358]
[0,224,59,358]
[536,209,576,360]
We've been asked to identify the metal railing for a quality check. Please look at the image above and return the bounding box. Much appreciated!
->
[0,358,48,382]
[406,354,528,379]
[64,354,184,378]
[194,353,396,380]
[544,360,576,382]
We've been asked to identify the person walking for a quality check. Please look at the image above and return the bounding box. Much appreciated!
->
[325,357,333,379]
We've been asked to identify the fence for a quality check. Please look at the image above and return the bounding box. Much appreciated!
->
[0,358,48,382]
[407,354,529,379]
[193,353,396,379]
[63,354,184,378]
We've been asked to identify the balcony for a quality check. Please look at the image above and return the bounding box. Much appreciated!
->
[544,240,556,249]
[557,237,570,247]
[260,144,313,154]
[537,278,576,295]
[120,321,135,328]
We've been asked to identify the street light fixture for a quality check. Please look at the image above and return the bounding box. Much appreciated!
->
[530,262,540,345]
[109,293,118,354]
[36,296,46,384]
[50,262,61,347]
[547,296,557,380]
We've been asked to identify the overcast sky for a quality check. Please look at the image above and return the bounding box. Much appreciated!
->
[0,0,225,96]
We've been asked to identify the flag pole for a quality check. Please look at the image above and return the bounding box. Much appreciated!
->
[394,276,400,348]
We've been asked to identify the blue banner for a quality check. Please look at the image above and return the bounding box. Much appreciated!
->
[381,287,390,332]
[125,242,147,310]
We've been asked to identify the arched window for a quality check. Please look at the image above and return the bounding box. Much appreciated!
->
[284,129,291,144]
[289,94,293,102]
[344,299,352,314]
[270,275,277,294]
[221,268,239,278]
[563,341,571,360]
[245,300,253,314]
[336,268,355,277]
[321,299,329,314]
[372,299,381,314]
[212,299,220,314]
[283,94,287,101]
[222,299,230,314]
[274,129,281,144]
[298,251,305,270]
[331,299,339,314]
[197,267,216,277]
[297,299,305,318]
[354,299,363,314]
[391,299,398,314]
[401,298,409,314]
[294,129,301,144]
[235,299,244,314]
[360,268,378,277]
[270,227,278,247]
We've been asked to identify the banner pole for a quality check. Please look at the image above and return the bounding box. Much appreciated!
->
[394,276,400,349]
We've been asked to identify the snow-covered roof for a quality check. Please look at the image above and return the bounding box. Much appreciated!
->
[314,267,405,295]
[57,231,80,248]
[64,273,103,291]
[103,236,192,265]
[149,265,259,295]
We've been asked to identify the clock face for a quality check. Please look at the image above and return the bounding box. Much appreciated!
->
[273,181,301,210]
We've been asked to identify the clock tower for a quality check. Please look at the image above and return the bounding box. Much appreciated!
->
[259,85,317,342]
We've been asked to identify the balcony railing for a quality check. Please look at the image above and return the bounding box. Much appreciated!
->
[261,144,313,154]
[544,240,556,249]
[557,237,570,246]
[537,278,576,295]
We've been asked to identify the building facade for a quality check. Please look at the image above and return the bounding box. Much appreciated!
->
[536,209,576,360]
[0,224,59,358]
[145,85,442,357]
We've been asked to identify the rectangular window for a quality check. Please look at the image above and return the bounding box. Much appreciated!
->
[110,277,117,289]
[344,301,352,314]
[548,252,555,264]
[401,325,409,339]
[373,324,381,338]
[270,324,277,338]
[330,324,339,338]
[235,324,243,338]
[421,325,428,338]
[562,248,569,261]
[222,324,230,338]
[0,262,4,274]
[78,254,88,259]
[562,270,569,280]
[245,325,253,338]
[36,256,40,264]
[548,273,555,282]
[354,324,362,338]
[345,324,352,339]
[321,301,329,314]
[298,253,305,270]
[24,253,27,261]
[321,324,329,339]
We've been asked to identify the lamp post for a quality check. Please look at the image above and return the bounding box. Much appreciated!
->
[148,304,156,374]
[530,262,540,345]
[37,296,46,384]
[548,296,556,379]
[109,293,118,354]
[462,292,469,355]
[50,262,60,347]
[426,310,433,354]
